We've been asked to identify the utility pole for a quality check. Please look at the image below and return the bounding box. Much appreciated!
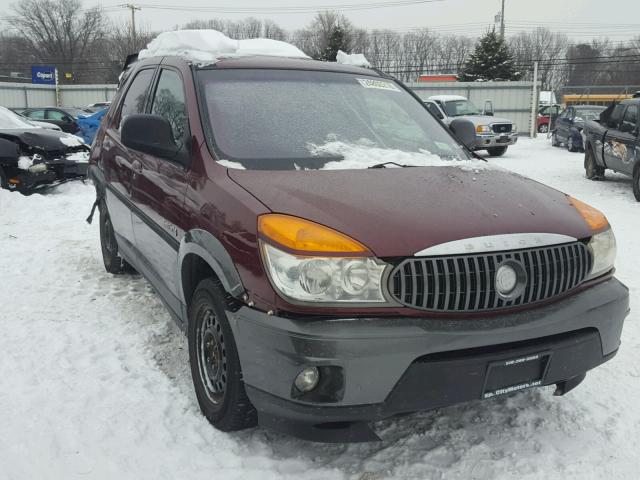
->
[500,0,505,38]
[120,4,141,46]
[530,61,539,139]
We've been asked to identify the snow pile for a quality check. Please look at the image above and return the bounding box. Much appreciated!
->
[336,50,371,68]
[139,30,309,66]
[59,134,85,147]
[307,140,491,171]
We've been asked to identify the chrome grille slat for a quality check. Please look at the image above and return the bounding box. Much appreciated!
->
[390,242,591,312]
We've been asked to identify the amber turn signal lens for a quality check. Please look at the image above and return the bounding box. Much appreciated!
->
[568,196,609,232]
[258,214,370,254]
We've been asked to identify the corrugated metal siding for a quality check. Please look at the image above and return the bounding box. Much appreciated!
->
[408,81,539,135]
[0,82,116,108]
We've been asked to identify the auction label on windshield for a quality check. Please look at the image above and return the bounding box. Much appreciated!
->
[356,78,400,92]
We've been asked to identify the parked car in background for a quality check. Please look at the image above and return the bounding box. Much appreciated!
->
[552,105,606,152]
[21,107,88,134]
[89,40,627,443]
[537,104,561,133]
[583,98,640,200]
[425,95,518,156]
[0,106,89,193]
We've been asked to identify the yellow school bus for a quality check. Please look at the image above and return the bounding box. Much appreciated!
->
[563,93,632,106]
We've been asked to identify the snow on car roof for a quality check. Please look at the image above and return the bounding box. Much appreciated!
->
[428,95,468,102]
[138,30,310,66]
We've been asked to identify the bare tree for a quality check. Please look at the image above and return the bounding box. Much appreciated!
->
[9,0,106,83]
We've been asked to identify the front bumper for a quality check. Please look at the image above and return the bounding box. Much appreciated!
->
[6,160,88,193]
[229,278,628,442]
[474,132,518,149]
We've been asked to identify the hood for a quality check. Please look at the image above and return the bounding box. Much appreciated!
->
[229,167,592,257]
[445,115,513,127]
[0,128,87,152]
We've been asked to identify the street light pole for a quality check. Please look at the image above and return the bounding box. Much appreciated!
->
[500,0,505,38]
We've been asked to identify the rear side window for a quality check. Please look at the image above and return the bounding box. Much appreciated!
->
[608,104,626,129]
[621,105,638,132]
[26,109,45,119]
[47,110,67,121]
[425,102,444,119]
[151,69,187,144]
[117,69,155,129]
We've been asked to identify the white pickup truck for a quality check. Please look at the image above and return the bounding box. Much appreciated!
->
[424,95,518,157]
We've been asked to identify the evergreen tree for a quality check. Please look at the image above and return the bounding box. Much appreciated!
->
[459,30,521,82]
[321,25,348,61]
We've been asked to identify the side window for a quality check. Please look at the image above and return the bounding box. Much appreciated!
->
[117,69,155,129]
[621,105,638,133]
[25,109,45,119]
[425,102,444,119]
[47,110,67,121]
[150,69,188,145]
[558,109,568,119]
[608,104,626,129]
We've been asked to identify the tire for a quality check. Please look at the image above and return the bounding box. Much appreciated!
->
[538,123,549,134]
[188,278,257,432]
[487,146,508,157]
[99,200,135,274]
[584,148,605,180]
[0,166,7,190]
[633,163,640,202]
[551,132,560,147]
[567,136,578,152]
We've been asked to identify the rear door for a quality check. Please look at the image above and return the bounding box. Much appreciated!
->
[555,107,573,143]
[130,67,190,314]
[603,103,629,173]
[101,67,157,259]
[605,104,639,176]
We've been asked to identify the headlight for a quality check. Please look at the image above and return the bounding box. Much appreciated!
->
[476,124,491,134]
[258,214,389,304]
[587,228,616,279]
[261,243,387,303]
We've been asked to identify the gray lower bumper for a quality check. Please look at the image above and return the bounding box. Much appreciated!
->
[474,132,518,149]
[228,278,628,440]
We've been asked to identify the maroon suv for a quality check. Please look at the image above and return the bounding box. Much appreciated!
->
[89,54,628,442]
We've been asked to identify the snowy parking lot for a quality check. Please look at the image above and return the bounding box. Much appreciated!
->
[0,136,638,480]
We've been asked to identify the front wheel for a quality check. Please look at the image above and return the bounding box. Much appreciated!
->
[633,164,640,202]
[567,136,578,152]
[584,149,605,180]
[188,278,257,432]
[99,200,135,274]
[0,166,7,190]
[551,132,560,147]
[487,146,508,157]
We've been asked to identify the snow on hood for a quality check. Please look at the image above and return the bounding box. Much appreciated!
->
[336,50,371,68]
[217,159,245,170]
[307,140,491,171]
[138,30,309,66]
[59,134,85,147]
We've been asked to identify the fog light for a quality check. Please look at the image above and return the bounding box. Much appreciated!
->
[294,366,320,392]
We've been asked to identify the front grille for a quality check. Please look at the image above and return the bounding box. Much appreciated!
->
[492,123,512,134]
[389,242,592,312]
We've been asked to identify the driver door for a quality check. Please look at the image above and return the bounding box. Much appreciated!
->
[605,104,638,175]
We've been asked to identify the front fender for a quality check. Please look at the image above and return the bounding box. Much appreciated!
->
[178,228,245,303]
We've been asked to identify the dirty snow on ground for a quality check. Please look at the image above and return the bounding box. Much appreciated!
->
[0,136,639,480]
[139,29,309,66]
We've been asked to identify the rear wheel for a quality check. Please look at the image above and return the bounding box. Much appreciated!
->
[551,132,560,147]
[99,200,135,274]
[188,278,257,432]
[567,136,578,152]
[633,163,640,202]
[538,123,549,134]
[487,146,508,157]
[584,148,605,180]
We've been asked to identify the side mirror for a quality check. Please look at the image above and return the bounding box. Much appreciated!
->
[450,118,476,150]
[620,122,634,134]
[483,100,494,116]
[121,114,180,159]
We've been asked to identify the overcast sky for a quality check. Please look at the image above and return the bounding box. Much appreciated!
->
[4,0,640,42]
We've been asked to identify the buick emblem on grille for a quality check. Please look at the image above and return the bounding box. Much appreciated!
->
[494,260,526,300]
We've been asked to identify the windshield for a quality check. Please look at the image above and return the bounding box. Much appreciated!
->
[442,99,481,117]
[0,106,38,129]
[574,108,605,122]
[197,69,469,170]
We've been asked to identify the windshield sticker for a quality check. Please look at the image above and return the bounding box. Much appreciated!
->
[356,78,400,92]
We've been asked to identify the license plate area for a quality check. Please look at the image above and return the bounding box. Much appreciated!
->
[482,352,551,399]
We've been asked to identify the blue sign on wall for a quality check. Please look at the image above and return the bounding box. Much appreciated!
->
[31,66,56,85]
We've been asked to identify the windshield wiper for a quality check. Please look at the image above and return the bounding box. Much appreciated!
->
[368,161,413,169]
